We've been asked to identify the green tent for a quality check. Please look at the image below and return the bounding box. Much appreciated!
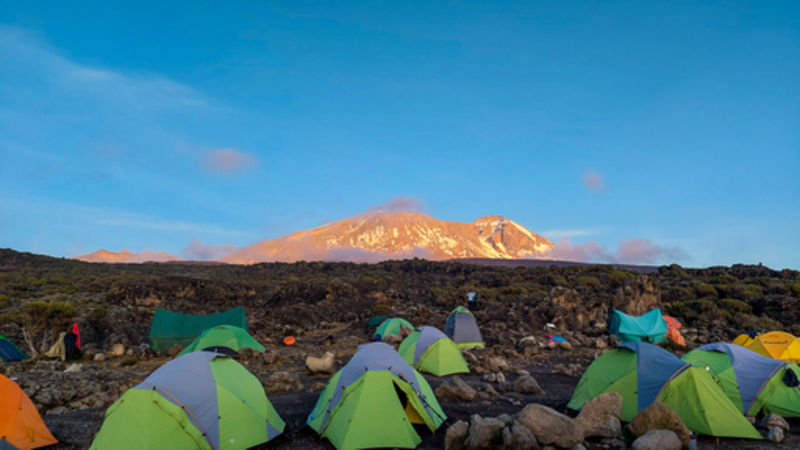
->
[607,308,668,343]
[372,317,414,341]
[443,306,484,349]
[683,343,800,418]
[178,325,265,357]
[568,342,762,439]
[307,342,446,450]
[91,351,284,449]
[398,326,469,376]
[148,307,248,352]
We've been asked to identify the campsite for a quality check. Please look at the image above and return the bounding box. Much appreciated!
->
[1,249,799,449]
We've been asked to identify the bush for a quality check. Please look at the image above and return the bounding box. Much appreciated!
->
[6,300,77,356]
[608,270,636,288]
[719,298,753,314]
[694,283,718,298]
[576,276,602,291]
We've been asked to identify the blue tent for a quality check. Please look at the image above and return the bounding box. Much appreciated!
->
[0,335,27,362]
[608,308,668,343]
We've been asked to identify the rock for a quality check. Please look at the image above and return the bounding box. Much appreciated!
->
[559,341,573,351]
[93,353,106,362]
[167,344,183,357]
[466,415,505,449]
[631,429,681,450]
[109,344,125,357]
[487,356,510,372]
[462,349,478,363]
[594,337,608,349]
[483,373,496,383]
[496,372,506,383]
[509,420,539,450]
[768,426,785,443]
[627,401,690,448]
[497,413,514,425]
[570,445,587,450]
[239,348,259,360]
[64,364,82,373]
[576,392,623,438]
[264,371,303,393]
[435,376,477,402]
[482,383,500,398]
[444,420,469,450]
[760,413,789,432]
[305,351,336,374]
[518,403,584,448]
[383,334,403,345]
[514,375,545,396]
[310,382,326,390]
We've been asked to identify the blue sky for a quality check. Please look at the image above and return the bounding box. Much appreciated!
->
[1,1,798,268]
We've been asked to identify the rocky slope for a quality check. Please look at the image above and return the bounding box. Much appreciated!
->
[222,211,554,263]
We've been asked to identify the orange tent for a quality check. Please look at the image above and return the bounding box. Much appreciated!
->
[745,331,800,363]
[662,315,686,347]
[0,374,57,449]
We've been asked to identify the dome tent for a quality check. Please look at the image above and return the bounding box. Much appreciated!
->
[683,342,800,417]
[372,317,414,341]
[398,326,469,376]
[0,335,26,362]
[178,325,265,356]
[568,342,762,439]
[1,374,58,449]
[90,351,284,449]
[443,306,484,349]
[735,331,800,363]
[307,342,446,449]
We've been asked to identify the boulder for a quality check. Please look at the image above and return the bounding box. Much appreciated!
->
[760,413,789,432]
[518,403,584,448]
[631,429,682,450]
[109,344,125,357]
[465,415,505,449]
[768,426,784,443]
[514,375,545,396]
[444,419,469,450]
[558,341,573,351]
[305,351,336,374]
[576,392,622,438]
[64,364,82,373]
[435,376,477,402]
[627,401,690,448]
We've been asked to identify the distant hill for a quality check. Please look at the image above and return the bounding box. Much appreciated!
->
[74,249,181,263]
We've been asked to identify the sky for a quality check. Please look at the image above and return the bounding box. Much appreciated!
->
[1,1,798,268]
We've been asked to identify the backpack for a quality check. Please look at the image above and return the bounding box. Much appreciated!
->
[783,367,799,387]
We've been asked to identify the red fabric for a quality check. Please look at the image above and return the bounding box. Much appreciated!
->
[72,323,81,349]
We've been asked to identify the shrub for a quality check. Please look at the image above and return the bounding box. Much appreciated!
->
[719,298,753,314]
[739,284,763,300]
[608,270,636,288]
[577,276,602,291]
[694,283,718,298]
[663,286,696,302]
[6,300,77,356]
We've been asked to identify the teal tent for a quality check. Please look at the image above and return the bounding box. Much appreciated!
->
[608,308,668,343]
[148,307,248,352]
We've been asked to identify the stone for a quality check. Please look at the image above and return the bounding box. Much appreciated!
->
[264,371,303,393]
[487,356,510,372]
[631,429,682,450]
[93,353,106,362]
[64,364,82,373]
[462,349,478,363]
[435,376,477,402]
[305,351,336,374]
[167,344,183,357]
[444,420,469,450]
[239,348,259,360]
[518,403,584,448]
[310,382,326,390]
[109,344,125,357]
[383,334,403,345]
[767,426,784,443]
[627,401,690,448]
[510,420,540,450]
[482,383,500,398]
[483,373,496,383]
[760,413,789,432]
[570,445,587,450]
[514,375,545,396]
[466,415,505,449]
[576,392,623,438]
[595,337,608,349]
[559,341,573,351]
[496,372,506,383]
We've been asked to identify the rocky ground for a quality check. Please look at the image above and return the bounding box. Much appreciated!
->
[1,251,800,448]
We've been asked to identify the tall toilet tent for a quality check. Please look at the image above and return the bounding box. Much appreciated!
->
[683,342,800,417]
[398,326,470,376]
[0,374,58,449]
[443,306,484,349]
[307,342,446,450]
[568,342,762,439]
[90,351,284,449]
[147,306,248,353]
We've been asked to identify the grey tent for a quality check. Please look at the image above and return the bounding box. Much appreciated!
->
[443,306,484,349]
